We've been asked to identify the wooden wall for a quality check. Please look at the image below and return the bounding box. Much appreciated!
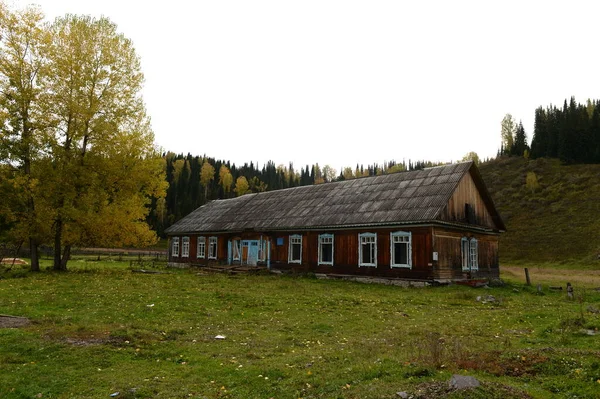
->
[432,227,499,280]
[167,234,229,267]
[266,227,434,279]
[441,172,496,229]
[168,225,500,282]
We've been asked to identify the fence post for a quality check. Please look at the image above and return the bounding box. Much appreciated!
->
[524,268,531,286]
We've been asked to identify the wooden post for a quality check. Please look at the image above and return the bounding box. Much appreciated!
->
[267,239,271,270]
[524,268,531,286]
[567,282,574,300]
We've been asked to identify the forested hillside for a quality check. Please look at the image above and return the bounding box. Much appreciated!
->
[479,156,600,266]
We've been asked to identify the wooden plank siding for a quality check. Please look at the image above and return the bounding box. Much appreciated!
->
[169,227,437,280]
[432,227,499,280]
[440,171,496,229]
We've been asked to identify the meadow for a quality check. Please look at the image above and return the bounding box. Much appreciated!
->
[1,259,599,398]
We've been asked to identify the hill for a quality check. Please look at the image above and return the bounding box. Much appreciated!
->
[479,156,600,267]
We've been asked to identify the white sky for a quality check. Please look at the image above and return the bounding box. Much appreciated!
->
[11,0,600,170]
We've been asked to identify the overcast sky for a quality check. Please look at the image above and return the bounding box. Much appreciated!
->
[11,0,600,170]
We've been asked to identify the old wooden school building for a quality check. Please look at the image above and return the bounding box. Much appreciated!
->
[165,161,505,282]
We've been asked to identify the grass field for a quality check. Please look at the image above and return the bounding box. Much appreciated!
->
[1,259,600,398]
[479,156,600,266]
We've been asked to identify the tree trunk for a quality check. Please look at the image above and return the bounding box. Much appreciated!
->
[60,245,71,271]
[53,218,64,271]
[29,238,40,272]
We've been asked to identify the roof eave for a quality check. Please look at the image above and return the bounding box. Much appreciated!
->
[165,219,502,236]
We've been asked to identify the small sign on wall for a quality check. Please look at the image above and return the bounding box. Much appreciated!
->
[432,252,438,261]
[276,237,284,246]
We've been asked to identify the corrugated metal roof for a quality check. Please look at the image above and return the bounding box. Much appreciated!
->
[165,162,474,234]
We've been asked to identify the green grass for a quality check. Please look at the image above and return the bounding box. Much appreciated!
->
[1,261,600,398]
[479,156,600,266]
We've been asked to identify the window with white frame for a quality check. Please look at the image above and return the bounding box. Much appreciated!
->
[469,238,478,270]
[318,234,334,265]
[172,237,180,257]
[182,236,190,257]
[359,233,377,267]
[197,237,206,258]
[288,235,302,263]
[208,236,218,259]
[232,240,241,261]
[391,231,411,268]
[461,237,478,271]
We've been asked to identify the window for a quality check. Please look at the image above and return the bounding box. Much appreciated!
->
[391,231,411,268]
[232,240,241,261]
[359,233,377,267]
[182,237,190,257]
[469,238,478,270]
[208,236,218,259]
[172,237,180,257]
[288,235,302,263]
[461,237,478,271]
[318,234,334,265]
[197,237,205,258]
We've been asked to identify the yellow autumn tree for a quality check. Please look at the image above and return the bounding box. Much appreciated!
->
[200,160,215,200]
[0,3,49,271]
[218,165,233,195]
[234,176,250,196]
[39,13,165,270]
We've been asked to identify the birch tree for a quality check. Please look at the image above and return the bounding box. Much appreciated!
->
[234,176,249,196]
[218,164,233,195]
[200,160,215,200]
[501,113,517,154]
[0,3,49,271]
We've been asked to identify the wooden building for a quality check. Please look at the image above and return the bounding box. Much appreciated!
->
[164,161,505,282]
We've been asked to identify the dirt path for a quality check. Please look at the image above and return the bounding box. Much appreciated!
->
[0,315,30,328]
[502,265,600,288]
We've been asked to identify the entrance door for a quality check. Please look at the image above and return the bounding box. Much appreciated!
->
[246,241,259,266]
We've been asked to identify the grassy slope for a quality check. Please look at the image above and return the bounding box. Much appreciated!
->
[479,157,600,267]
[1,261,600,398]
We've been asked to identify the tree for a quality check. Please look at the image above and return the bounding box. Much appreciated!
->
[322,165,336,182]
[511,121,528,156]
[461,151,480,165]
[248,176,267,192]
[37,14,166,270]
[342,166,354,180]
[387,163,406,173]
[0,3,49,271]
[525,171,540,193]
[218,165,233,195]
[500,113,517,154]
[530,107,547,159]
[234,176,249,196]
[200,160,215,200]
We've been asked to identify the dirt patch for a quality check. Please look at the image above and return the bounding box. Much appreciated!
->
[64,337,110,346]
[0,258,28,265]
[0,315,30,328]
[410,380,533,398]
[502,265,600,288]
